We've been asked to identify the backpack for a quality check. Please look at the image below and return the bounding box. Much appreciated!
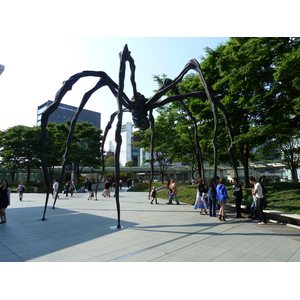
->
[261,184,268,198]
[261,184,268,208]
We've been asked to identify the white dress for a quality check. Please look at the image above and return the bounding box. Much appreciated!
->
[194,191,208,209]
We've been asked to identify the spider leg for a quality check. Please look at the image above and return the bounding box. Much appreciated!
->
[40,71,130,220]
[148,110,155,199]
[95,108,130,200]
[110,44,142,229]
[53,78,110,209]
[121,44,139,104]
[170,83,205,179]
[146,59,238,182]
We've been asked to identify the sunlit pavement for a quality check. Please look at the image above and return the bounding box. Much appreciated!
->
[1,190,300,262]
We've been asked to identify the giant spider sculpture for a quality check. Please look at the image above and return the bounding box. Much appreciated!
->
[39,44,238,228]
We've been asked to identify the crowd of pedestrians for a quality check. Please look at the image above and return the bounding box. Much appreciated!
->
[191,176,268,223]
[0,174,269,225]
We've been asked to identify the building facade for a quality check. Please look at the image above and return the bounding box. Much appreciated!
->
[109,122,141,166]
[37,100,101,128]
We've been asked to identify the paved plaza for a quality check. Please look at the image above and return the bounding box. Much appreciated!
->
[1,190,300,262]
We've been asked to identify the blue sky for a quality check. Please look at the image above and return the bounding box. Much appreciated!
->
[0,1,296,149]
[0,37,229,145]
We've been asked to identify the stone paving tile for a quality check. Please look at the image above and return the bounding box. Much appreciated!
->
[26,247,95,262]
[288,247,300,262]
[211,249,248,262]
[152,243,213,262]
[1,191,300,262]
[265,240,300,262]
[186,245,230,262]
[236,253,265,262]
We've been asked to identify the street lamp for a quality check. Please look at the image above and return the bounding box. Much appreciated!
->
[0,64,4,76]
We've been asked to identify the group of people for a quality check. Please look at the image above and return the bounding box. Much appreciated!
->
[149,178,179,205]
[194,177,232,221]
[149,176,267,225]
[0,175,268,226]
[62,180,76,197]
[193,176,267,224]
[166,178,180,205]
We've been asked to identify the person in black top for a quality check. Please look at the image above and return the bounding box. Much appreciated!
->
[0,180,11,224]
[102,179,111,197]
[207,178,217,217]
[232,177,243,218]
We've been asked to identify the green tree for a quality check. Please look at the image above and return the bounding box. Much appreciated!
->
[44,122,69,180]
[201,37,298,185]
[0,126,41,183]
[67,121,102,181]
[105,156,115,167]
[125,161,135,167]
[132,112,176,183]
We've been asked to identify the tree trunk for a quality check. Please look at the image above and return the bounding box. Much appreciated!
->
[291,165,298,182]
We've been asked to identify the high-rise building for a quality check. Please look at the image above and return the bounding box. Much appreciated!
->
[37,100,101,128]
[109,122,140,166]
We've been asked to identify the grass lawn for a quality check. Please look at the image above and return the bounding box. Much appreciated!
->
[129,181,300,214]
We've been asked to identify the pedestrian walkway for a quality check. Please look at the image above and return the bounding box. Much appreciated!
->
[1,190,300,262]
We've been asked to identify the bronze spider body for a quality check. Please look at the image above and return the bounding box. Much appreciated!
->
[39,44,237,228]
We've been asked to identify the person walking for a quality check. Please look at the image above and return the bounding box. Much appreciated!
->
[17,181,25,201]
[52,179,59,199]
[194,178,208,214]
[249,176,267,225]
[232,177,243,218]
[170,178,179,205]
[166,188,174,204]
[216,178,230,221]
[33,180,40,192]
[102,179,111,198]
[150,186,159,204]
[69,180,76,197]
[207,178,217,217]
[63,181,70,197]
[87,179,93,200]
[0,180,11,224]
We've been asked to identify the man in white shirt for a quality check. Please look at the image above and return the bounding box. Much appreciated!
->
[249,177,267,224]
[52,179,59,199]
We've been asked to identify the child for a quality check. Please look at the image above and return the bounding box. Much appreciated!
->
[166,188,174,205]
[150,186,159,204]
[17,181,25,201]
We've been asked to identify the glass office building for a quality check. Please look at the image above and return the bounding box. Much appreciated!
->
[37,100,101,128]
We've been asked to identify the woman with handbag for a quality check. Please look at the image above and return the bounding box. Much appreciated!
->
[87,180,94,200]
[194,178,208,214]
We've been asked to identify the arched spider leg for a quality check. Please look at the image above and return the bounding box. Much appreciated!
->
[166,80,205,179]
[40,71,131,220]
[148,109,155,199]
[111,44,145,228]
[145,60,219,180]
[53,79,113,209]
[147,59,238,182]
[113,45,133,229]
[95,107,130,200]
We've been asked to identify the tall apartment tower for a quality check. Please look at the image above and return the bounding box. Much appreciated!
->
[109,122,140,166]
